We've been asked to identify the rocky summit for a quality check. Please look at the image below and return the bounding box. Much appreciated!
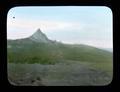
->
[29,28,50,43]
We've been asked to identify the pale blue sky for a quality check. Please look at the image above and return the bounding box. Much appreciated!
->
[7,6,113,48]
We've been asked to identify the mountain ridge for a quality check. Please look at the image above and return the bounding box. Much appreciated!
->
[7,29,113,86]
[7,28,112,64]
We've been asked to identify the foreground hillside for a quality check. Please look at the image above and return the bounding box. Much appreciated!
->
[8,61,112,86]
[7,29,113,86]
[7,41,112,64]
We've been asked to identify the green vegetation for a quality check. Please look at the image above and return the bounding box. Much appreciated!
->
[7,39,112,65]
[7,30,113,86]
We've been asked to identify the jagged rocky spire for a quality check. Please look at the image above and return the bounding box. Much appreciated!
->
[29,28,50,43]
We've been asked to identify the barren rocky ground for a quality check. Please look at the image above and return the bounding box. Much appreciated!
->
[8,60,112,86]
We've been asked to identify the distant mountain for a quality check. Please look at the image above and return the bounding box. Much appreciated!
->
[7,28,51,45]
[7,28,112,64]
[101,48,113,52]
[29,29,51,43]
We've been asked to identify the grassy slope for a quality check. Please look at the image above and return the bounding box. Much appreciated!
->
[7,40,112,64]
[7,40,113,86]
[7,40,113,72]
[8,42,113,74]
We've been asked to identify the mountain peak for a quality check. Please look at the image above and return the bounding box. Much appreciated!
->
[29,28,50,43]
[35,28,42,34]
